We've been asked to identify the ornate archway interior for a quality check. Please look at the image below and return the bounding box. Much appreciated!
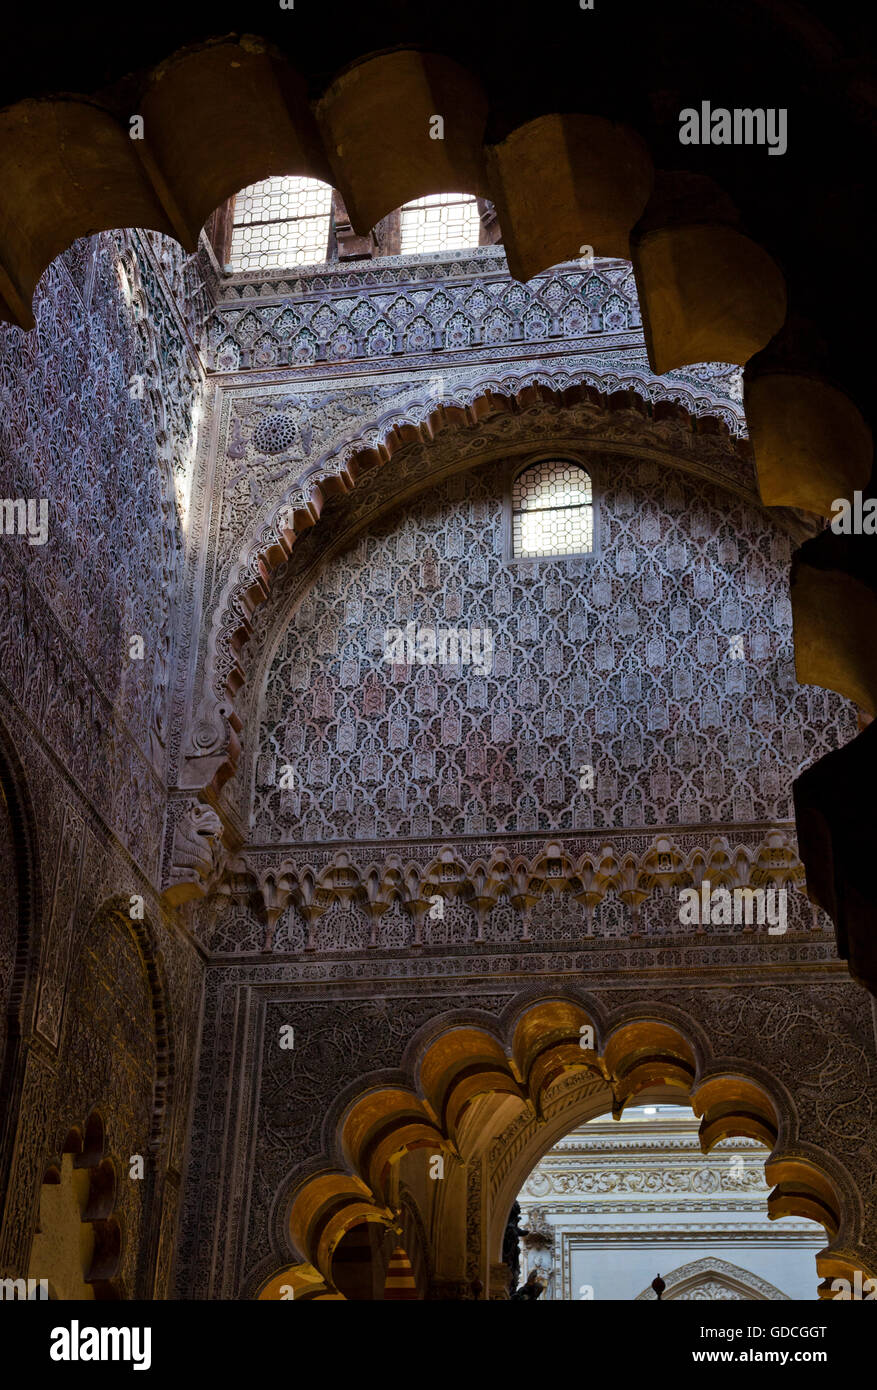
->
[258,1001,870,1301]
[2,44,877,1303]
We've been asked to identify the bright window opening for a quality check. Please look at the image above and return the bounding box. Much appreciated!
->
[229,176,333,270]
[512,459,594,558]
[399,193,481,254]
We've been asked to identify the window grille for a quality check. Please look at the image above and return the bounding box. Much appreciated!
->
[229,176,333,270]
[512,460,594,558]
[399,193,481,254]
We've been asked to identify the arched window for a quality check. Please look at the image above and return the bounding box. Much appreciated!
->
[511,459,594,559]
[229,176,333,270]
[399,193,481,254]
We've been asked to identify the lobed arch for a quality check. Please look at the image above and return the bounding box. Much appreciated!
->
[28,1110,125,1300]
[249,993,872,1300]
[0,28,866,516]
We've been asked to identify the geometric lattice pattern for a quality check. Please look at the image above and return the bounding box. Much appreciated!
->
[229,177,333,270]
[399,193,482,254]
[208,255,647,374]
[512,459,594,557]
[253,455,856,845]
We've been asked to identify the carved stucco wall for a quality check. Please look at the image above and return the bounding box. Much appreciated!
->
[178,443,851,952]
[178,248,752,825]
[204,250,738,426]
[0,229,207,1289]
[251,454,854,844]
[1,221,872,1304]
[192,384,761,837]
[0,228,205,871]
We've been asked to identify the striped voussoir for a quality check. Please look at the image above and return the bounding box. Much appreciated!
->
[384,1247,418,1300]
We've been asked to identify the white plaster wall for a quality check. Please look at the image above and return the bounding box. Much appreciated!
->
[567,1224,824,1302]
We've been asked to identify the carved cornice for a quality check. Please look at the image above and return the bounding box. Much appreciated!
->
[562,1226,819,1243]
[204,251,740,439]
[530,1208,817,1231]
[520,1165,768,1199]
[521,1200,789,1216]
[217,244,511,300]
[211,826,807,950]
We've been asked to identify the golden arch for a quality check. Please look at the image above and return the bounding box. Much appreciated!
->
[259,998,871,1300]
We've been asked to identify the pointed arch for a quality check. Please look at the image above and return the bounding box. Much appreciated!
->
[635,1257,791,1301]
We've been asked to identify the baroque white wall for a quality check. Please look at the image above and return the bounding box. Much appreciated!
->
[518,1105,824,1301]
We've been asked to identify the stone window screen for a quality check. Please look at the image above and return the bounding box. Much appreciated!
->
[399,193,482,254]
[229,176,333,270]
[511,459,594,559]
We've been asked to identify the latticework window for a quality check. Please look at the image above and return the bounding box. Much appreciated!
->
[399,193,481,254]
[512,460,594,558]
[229,176,333,270]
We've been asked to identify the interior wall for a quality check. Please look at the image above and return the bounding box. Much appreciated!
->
[178,977,877,1300]
[0,231,209,1291]
[253,453,852,844]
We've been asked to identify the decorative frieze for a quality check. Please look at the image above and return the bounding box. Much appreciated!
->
[205,249,743,430]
